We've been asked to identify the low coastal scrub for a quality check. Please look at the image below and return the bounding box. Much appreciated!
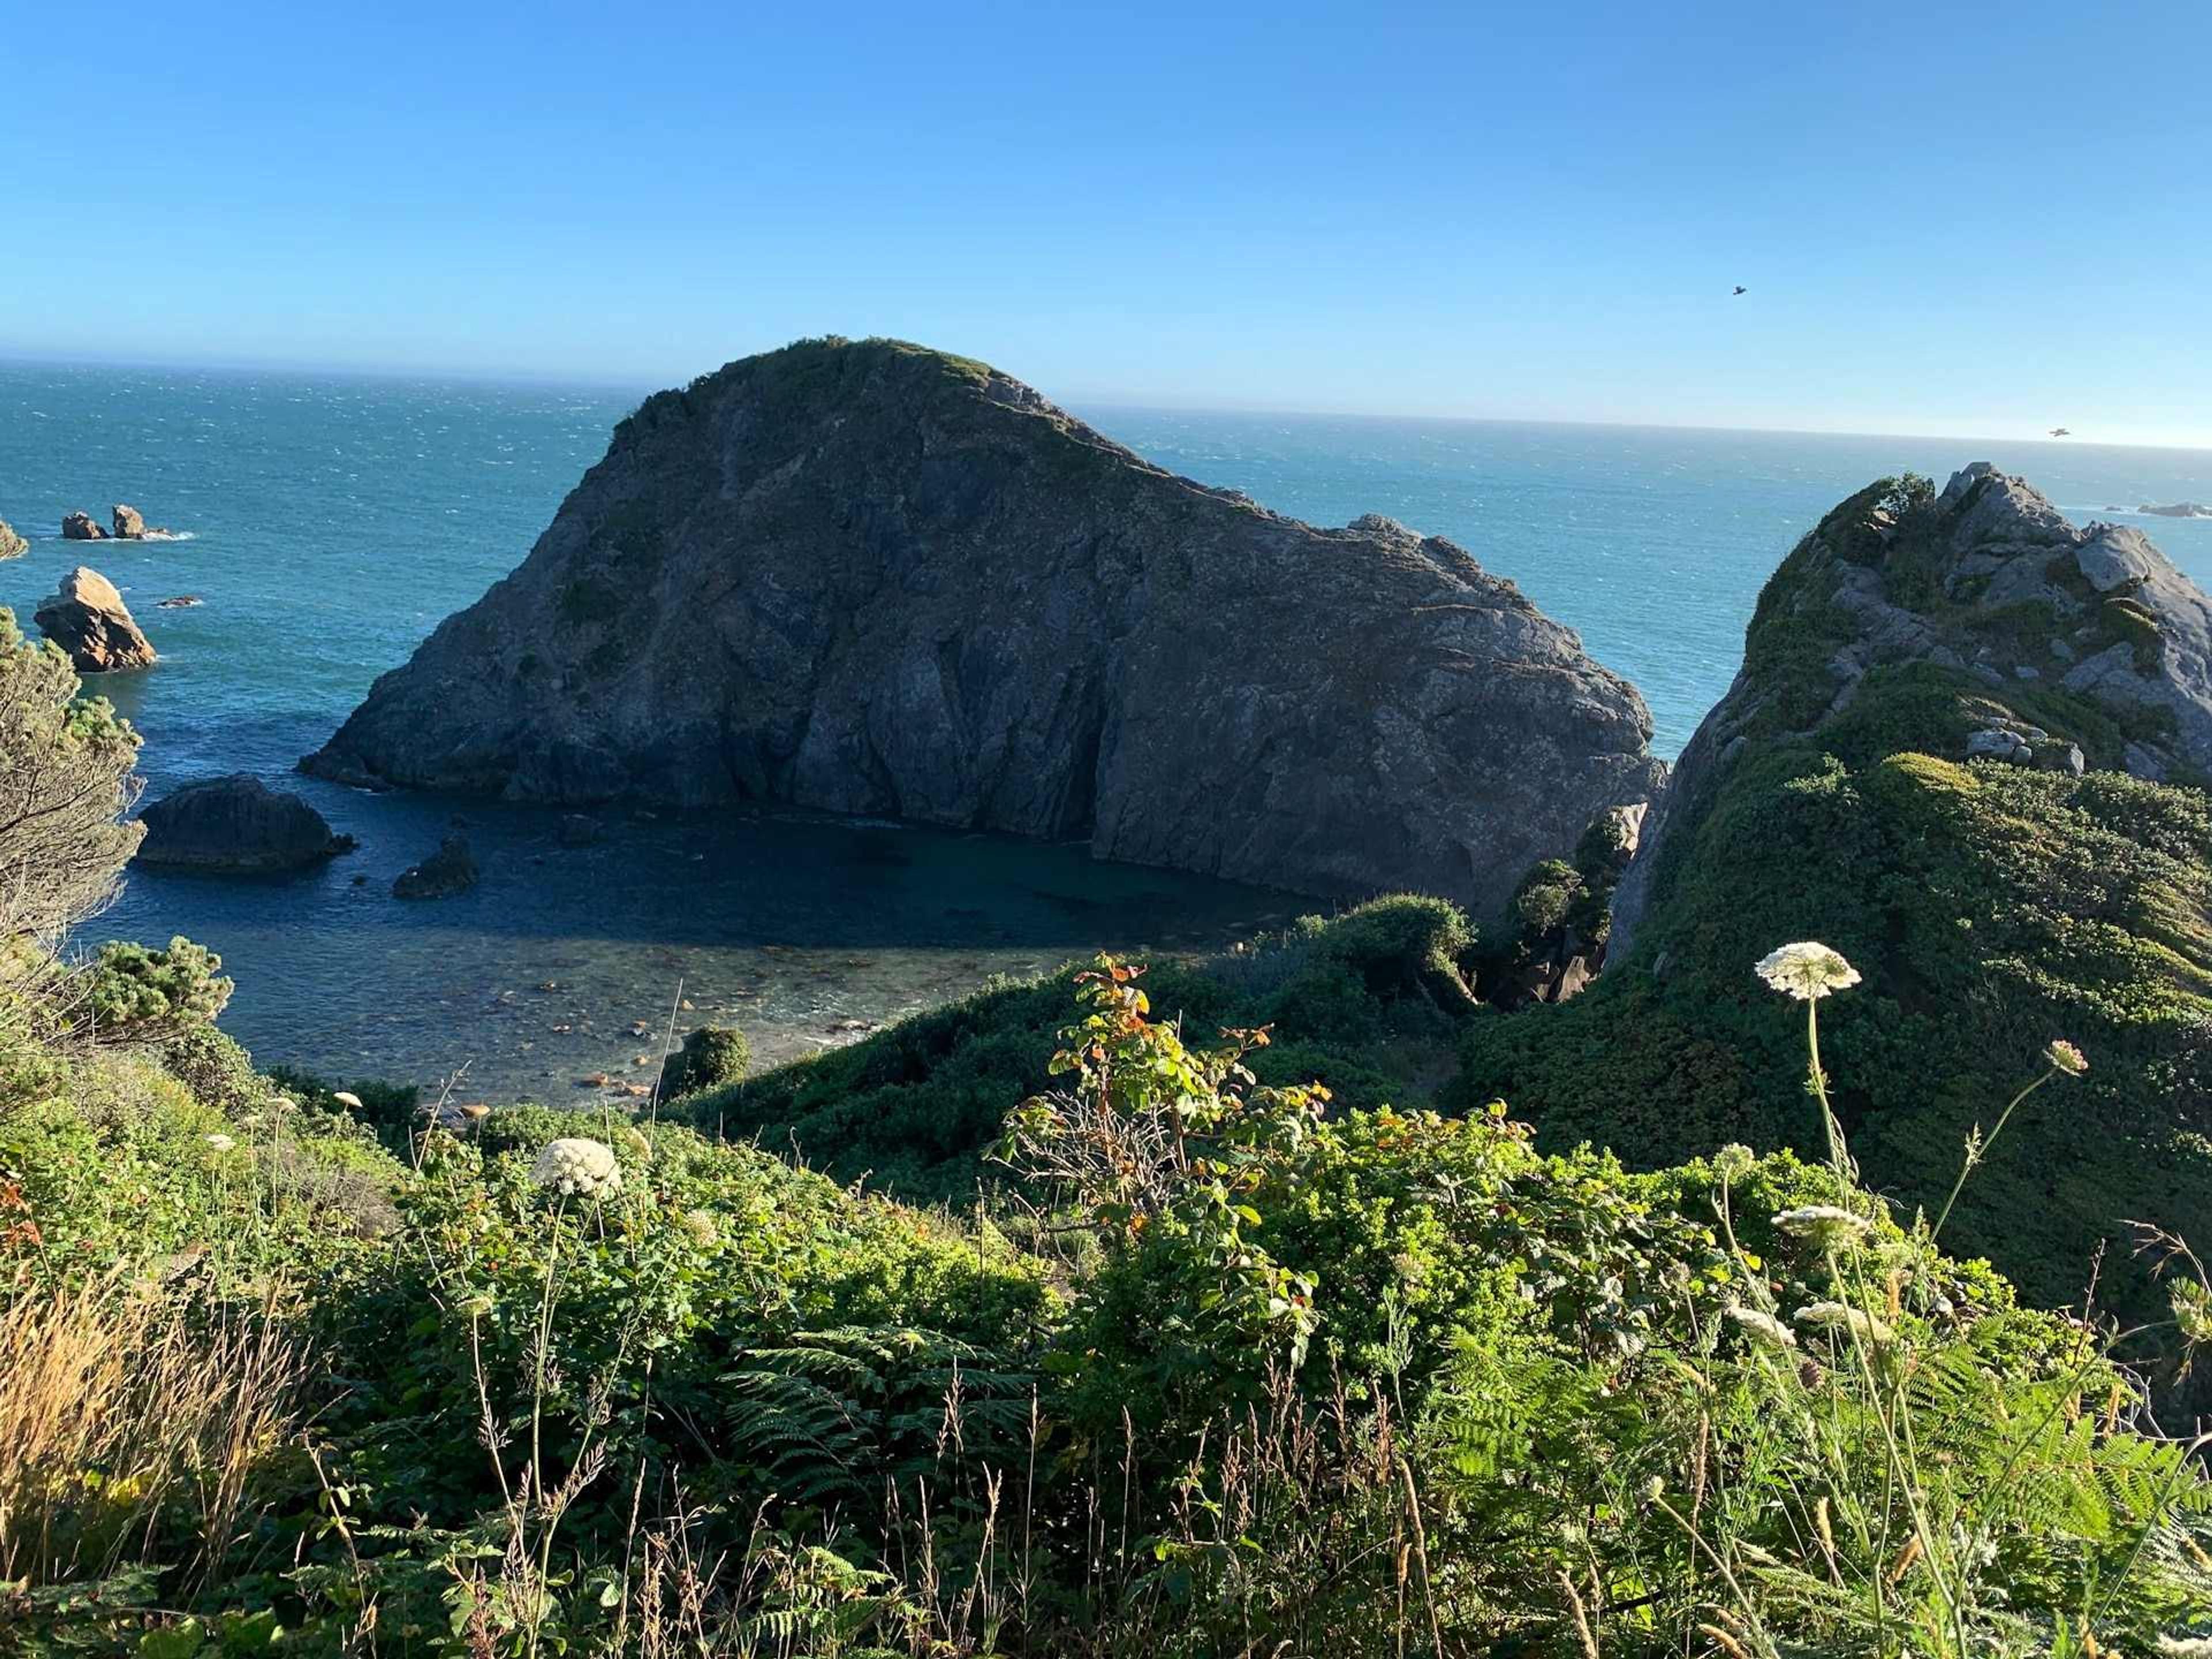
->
[676,892,1478,1202]
[8,928,2212,1652]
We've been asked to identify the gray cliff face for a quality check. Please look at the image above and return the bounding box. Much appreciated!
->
[305,337,1664,913]
[1612,463,2212,956]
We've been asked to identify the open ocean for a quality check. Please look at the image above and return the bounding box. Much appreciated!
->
[3,359,2209,1098]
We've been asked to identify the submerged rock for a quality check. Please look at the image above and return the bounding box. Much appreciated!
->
[392,833,479,899]
[306,337,1662,912]
[61,512,107,541]
[0,518,25,560]
[33,567,156,672]
[137,775,357,873]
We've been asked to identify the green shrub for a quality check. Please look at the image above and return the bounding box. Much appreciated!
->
[658,1023,751,1099]
[0,609,144,953]
[1460,724,2212,1361]
[77,935,233,1045]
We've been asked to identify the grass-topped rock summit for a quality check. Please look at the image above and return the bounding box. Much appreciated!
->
[304,336,1662,912]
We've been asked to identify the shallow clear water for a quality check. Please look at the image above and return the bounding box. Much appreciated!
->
[3,360,2209,1095]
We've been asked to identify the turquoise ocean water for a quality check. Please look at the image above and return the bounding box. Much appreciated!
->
[3,360,2208,1097]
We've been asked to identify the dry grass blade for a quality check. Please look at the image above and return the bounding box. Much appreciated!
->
[0,1275,306,1589]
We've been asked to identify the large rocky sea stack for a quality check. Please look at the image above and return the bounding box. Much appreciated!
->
[306,337,1662,911]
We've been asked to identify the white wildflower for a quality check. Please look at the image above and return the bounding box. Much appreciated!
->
[2044,1040,2088,1077]
[1793,1301,1896,1346]
[1755,942,1862,1001]
[531,1137,623,1198]
[331,1090,365,1109]
[1712,1143,1756,1182]
[203,1132,237,1153]
[1773,1205,1872,1251]
[1724,1305,1798,1350]
[2155,1636,2212,1657]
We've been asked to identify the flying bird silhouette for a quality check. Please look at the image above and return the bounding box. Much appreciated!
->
[2049,427,2071,438]
[1732,285,1748,296]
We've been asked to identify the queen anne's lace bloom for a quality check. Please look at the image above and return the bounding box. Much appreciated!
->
[1793,1301,1895,1346]
[2044,1039,2088,1077]
[1724,1305,1798,1350]
[1772,1205,1872,1251]
[2155,1636,2212,1657]
[531,1137,623,1198]
[1754,942,1862,1001]
[203,1132,237,1153]
[1711,1143,1757,1182]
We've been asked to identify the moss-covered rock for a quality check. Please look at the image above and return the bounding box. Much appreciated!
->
[659,1024,751,1099]
[1458,468,2212,1361]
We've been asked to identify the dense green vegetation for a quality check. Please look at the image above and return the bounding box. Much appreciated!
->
[677,893,1478,1202]
[10,924,2212,1654]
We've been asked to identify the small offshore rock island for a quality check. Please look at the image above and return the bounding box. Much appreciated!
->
[305,336,1664,914]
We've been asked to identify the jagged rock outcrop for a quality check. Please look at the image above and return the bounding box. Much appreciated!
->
[1613,464,2212,955]
[307,337,1663,912]
[109,503,171,539]
[33,567,156,673]
[137,775,358,873]
[393,834,479,899]
[2141,502,2212,519]
[61,512,107,541]
[0,518,25,561]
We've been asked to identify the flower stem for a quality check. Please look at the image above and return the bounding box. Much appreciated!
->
[1929,1067,2055,1245]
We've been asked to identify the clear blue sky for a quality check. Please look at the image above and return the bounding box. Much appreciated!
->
[7,1,2211,445]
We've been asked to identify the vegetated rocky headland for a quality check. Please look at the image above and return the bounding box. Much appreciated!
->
[305,336,1662,916]
[1459,463,2212,1339]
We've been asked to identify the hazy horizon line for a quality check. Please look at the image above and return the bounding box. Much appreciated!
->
[5,345,2210,460]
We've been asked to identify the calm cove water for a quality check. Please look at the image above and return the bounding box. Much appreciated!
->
[4,360,2209,1099]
